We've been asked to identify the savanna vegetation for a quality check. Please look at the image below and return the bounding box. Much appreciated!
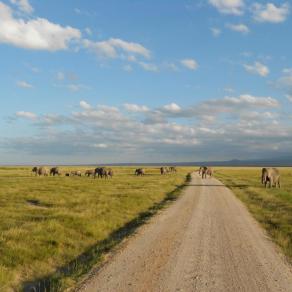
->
[0,166,192,291]
[215,167,292,262]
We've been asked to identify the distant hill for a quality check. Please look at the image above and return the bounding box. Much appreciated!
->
[102,157,292,167]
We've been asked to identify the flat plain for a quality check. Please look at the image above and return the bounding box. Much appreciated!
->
[0,166,191,291]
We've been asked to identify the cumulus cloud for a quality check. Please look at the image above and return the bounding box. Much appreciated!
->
[252,3,290,23]
[180,59,198,70]
[16,111,37,120]
[80,100,92,110]
[244,62,270,77]
[4,94,288,163]
[163,103,181,113]
[124,104,149,112]
[209,0,245,15]
[10,0,33,14]
[0,2,81,51]
[226,23,249,34]
[17,80,33,89]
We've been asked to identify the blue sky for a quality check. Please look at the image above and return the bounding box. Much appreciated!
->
[0,0,292,164]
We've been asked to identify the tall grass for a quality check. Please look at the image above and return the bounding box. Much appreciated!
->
[0,166,192,291]
[215,167,292,262]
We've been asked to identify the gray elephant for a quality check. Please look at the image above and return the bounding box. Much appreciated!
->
[32,166,38,176]
[85,169,95,177]
[71,170,82,177]
[135,168,145,176]
[261,168,280,188]
[94,167,107,179]
[160,167,167,175]
[50,167,61,176]
[201,166,213,179]
[107,168,114,178]
[38,166,49,176]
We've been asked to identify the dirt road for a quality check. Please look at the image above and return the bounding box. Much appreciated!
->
[79,173,292,292]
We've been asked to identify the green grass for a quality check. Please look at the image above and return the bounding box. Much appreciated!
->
[215,167,292,262]
[0,166,192,291]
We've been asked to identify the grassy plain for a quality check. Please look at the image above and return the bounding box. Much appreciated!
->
[0,166,192,291]
[215,167,292,262]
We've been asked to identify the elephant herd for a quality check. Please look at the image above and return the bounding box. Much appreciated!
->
[31,166,114,179]
[31,166,176,178]
[160,166,177,175]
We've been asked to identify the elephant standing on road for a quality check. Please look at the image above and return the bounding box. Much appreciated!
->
[201,166,213,179]
[261,168,280,188]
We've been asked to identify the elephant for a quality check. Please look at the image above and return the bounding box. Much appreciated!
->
[94,167,107,179]
[107,168,114,178]
[85,169,95,177]
[32,166,38,176]
[50,167,61,176]
[261,168,280,188]
[169,166,177,173]
[37,167,49,176]
[71,170,82,177]
[201,166,213,179]
[135,168,145,176]
[160,167,167,175]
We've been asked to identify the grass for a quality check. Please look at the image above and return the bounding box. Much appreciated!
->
[215,167,292,262]
[0,166,192,291]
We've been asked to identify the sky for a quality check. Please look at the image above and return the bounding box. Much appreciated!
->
[0,0,292,164]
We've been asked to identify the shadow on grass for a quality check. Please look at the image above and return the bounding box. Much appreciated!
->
[22,173,191,292]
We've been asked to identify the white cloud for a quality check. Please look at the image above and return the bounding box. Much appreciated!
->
[80,100,92,110]
[7,94,289,163]
[244,61,270,77]
[286,95,292,102]
[210,27,222,37]
[226,23,249,34]
[252,3,290,23]
[16,111,37,120]
[124,104,149,112]
[138,62,159,72]
[163,103,181,113]
[181,59,198,70]
[17,80,33,89]
[10,0,33,14]
[209,0,245,15]
[83,38,150,59]
[0,2,81,51]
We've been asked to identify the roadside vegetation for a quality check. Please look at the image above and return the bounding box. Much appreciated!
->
[215,167,292,262]
[0,166,192,291]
